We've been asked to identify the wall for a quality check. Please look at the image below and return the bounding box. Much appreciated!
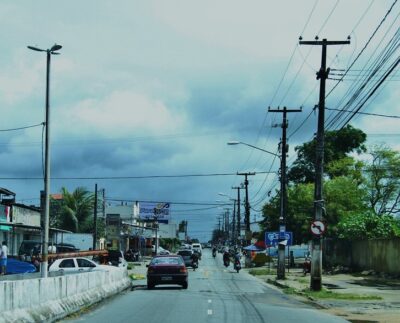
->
[0,269,131,323]
[323,238,400,274]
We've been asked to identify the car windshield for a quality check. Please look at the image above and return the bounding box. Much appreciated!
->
[177,250,192,257]
[151,257,182,265]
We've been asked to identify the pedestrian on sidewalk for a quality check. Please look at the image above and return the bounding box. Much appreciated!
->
[1,241,8,275]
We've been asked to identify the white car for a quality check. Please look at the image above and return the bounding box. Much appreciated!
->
[191,243,202,258]
[48,257,117,274]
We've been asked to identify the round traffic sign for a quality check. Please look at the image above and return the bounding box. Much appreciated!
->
[311,220,326,235]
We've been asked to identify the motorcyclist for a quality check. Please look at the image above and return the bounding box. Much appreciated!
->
[233,251,241,272]
[191,251,199,269]
[223,249,230,266]
[212,245,217,257]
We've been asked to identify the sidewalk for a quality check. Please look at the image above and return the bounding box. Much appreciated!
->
[246,267,400,323]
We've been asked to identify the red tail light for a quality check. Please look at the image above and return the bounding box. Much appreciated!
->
[148,266,155,274]
[180,266,187,273]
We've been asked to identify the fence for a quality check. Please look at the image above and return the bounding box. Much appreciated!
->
[323,238,400,274]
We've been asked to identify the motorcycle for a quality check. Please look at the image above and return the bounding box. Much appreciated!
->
[192,259,198,271]
[212,250,216,258]
[223,257,230,267]
[234,259,241,273]
[303,257,311,275]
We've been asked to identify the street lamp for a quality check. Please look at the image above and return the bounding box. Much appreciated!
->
[28,43,62,278]
[228,140,287,279]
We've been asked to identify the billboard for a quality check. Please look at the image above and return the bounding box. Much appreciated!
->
[139,202,171,221]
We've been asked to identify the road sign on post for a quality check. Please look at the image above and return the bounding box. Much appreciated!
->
[310,220,326,236]
[265,231,293,247]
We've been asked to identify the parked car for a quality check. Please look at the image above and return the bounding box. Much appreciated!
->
[177,249,194,267]
[146,255,188,289]
[107,250,128,268]
[18,240,42,260]
[19,240,79,261]
[157,246,170,255]
[48,257,117,274]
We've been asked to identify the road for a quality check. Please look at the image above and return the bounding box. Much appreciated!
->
[63,250,348,323]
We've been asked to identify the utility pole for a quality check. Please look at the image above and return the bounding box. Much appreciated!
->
[237,172,255,245]
[300,37,350,290]
[232,186,243,244]
[232,200,236,243]
[269,107,301,279]
[93,183,98,250]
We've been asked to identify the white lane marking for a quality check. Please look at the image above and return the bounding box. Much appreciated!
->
[207,309,213,315]
[208,299,212,304]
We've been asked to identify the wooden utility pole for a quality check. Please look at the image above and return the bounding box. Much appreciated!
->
[269,107,301,279]
[93,183,98,250]
[237,172,255,245]
[300,38,350,290]
[232,186,243,244]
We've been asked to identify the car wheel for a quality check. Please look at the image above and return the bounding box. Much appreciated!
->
[147,282,154,289]
[182,282,188,289]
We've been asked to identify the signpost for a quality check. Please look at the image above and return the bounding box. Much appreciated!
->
[310,220,326,236]
[265,231,293,246]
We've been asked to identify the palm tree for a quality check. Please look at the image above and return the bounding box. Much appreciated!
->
[59,187,94,232]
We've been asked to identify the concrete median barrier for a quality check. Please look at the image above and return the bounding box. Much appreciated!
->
[0,268,131,323]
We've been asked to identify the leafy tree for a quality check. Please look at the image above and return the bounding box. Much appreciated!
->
[338,212,400,240]
[361,146,400,216]
[261,171,368,243]
[57,187,95,233]
[261,183,314,244]
[288,125,367,184]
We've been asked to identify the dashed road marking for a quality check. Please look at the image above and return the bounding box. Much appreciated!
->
[207,309,213,315]
[208,299,212,303]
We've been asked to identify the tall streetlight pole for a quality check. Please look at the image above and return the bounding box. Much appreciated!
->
[28,44,62,278]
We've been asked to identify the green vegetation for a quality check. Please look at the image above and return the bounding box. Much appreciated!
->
[286,288,382,301]
[50,186,95,233]
[249,268,274,276]
[261,128,400,243]
[129,273,145,280]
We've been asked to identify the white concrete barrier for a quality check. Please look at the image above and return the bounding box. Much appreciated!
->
[0,269,131,323]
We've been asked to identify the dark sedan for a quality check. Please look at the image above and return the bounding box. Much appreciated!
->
[146,255,188,289]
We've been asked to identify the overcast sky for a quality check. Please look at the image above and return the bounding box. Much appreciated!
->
[1,0,399,241]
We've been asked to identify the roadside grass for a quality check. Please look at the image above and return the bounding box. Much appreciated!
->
[129,273,145,280]
[282,286,382,300]
[297,277,309,284]
[249,268,274,276]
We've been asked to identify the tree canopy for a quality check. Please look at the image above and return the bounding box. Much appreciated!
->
[288,125,367,184]
[261,129,400,242]
[51,187,95,233]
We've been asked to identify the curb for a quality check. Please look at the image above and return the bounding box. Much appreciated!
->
[266,278,330,310]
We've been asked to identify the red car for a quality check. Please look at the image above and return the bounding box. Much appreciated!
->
[146,255,188,289]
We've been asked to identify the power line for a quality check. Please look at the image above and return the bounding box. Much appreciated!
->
[326,0,398,98]
[326,107,400,119]
[0,171,276,181]
[0,122,44,132]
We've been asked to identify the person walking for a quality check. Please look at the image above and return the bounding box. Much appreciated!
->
[1,241,8,275]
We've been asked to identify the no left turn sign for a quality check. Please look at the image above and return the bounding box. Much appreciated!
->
[311,220,326,235]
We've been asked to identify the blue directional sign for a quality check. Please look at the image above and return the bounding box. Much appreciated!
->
[265,231,293,246]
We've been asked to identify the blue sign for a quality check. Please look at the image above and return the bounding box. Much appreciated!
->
[265,231,293,246]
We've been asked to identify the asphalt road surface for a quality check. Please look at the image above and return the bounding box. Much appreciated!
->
[63,250,348,323]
